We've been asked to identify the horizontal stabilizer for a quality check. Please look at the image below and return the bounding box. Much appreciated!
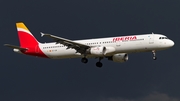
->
[4,44,27,51]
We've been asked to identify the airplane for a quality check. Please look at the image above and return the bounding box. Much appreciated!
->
[4,22,174,68]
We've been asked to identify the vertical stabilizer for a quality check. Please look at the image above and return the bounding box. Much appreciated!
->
[16,22,39,48]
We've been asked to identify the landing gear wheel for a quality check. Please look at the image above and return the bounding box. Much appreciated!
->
[153,56,157,60]
[152,50,157,60]
[96,62,103,68]
[81,58,88,63]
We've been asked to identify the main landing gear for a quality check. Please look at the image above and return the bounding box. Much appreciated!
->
[81,57,88,63]
[81,57,103,68]
[96,57,103,68]
[152,50,157,60]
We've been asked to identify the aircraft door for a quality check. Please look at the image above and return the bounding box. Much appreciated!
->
[149,34,154,44]
[116,41,121,47]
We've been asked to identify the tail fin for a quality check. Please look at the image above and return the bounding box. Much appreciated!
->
[16,22,39,48]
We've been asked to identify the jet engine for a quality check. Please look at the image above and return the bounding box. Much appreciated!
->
[108,53,128,63]
[86,46,106,56]
[86,46,116,56]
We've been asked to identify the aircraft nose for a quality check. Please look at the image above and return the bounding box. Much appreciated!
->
[168,40,174,47]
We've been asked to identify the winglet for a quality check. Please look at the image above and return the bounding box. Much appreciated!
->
[40,32,45,37]
[40,32,52,37]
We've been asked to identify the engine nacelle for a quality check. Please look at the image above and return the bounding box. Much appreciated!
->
[87,46,106,56]
[108,53,128,63]
[104,46,115,55]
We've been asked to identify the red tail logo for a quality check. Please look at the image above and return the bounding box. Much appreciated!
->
[16,22,48,58]
[16,23,39,48]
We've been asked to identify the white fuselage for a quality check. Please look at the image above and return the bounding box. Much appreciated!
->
[6,22,174,67]
[38,34,174,59]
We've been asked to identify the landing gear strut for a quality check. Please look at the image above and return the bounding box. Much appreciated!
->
[81,57,88,63]
[152,50,157,60]
[96,57,103,68]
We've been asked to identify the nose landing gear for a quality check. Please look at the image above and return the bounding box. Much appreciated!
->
[152,50,157,60]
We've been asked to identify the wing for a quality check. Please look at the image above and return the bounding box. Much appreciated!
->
[41,32,90,54]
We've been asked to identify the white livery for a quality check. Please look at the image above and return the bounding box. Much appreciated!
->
[4,22,174,67]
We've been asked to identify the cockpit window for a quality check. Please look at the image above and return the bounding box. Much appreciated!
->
[159,37,168,39]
